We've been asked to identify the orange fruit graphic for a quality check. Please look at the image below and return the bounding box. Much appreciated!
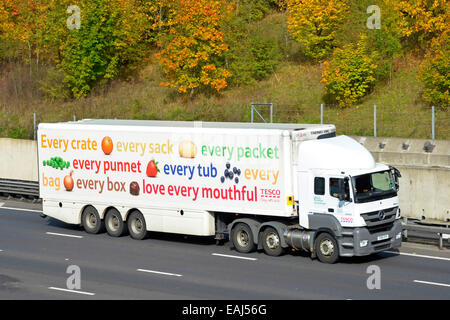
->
[102,136,113,155]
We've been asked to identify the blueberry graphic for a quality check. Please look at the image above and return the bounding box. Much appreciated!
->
[237,169,241,176]
[235,177,239,184]
[228,172,234,179]
[220,176,225,183]
[224,169,229,177]
[233,167,237,174]
[226,162,231,169]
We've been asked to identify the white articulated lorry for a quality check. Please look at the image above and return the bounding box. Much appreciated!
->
[37,120,402,263]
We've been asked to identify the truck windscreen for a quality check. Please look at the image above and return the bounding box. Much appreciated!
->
[351,170,397,203]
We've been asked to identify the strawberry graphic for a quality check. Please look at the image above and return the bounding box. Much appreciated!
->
[146,160,160,177]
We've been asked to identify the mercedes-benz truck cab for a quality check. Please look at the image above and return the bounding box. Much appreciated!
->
[294,135,402,262]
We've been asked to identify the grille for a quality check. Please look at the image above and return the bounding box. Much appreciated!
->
[361,206,398,227]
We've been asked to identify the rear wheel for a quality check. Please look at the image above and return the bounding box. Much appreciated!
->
[127,211,147,240]
[262,227,285,257]
[231,223,256,253]
[105,208,127,237]
[315,232,339,264]
[81,206,104,234]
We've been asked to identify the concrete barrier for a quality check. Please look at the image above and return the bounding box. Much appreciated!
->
[1,136,449,222]
[0,138,38,181]
[352,136,450,222]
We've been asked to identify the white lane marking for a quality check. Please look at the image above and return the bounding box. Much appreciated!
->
[212,253,258,261]
[45,232,83,239]
[385,251,450,262]
[137,269,182,277]
[0,202,4,207]
[0,249,3,252]
[413,280,450,288]
[48,287,95,296]
[0,206,43,213]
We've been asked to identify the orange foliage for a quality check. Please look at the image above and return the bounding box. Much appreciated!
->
[395,0,448,41]
[155,0,233,93]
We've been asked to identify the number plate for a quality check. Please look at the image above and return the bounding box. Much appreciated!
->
[377,234,389,241]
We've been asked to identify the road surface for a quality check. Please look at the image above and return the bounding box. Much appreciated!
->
[0,199,449,300]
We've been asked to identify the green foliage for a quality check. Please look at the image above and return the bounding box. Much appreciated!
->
[38,66,71,101]
[367,1,402,81]
[235,0,274,22]
[321,35,378,107]
[334,0,402,82]
[60,0,148,98]
[419,34,449,106]
[0,112,30,139]
[224,4,284,86]
[225,31,281,85]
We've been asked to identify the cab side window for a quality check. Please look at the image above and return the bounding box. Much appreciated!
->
[329,178,340,198]
[314,177,325,195]
[329,178,350,199]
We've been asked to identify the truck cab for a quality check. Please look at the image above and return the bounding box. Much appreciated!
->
[296,135,402,261]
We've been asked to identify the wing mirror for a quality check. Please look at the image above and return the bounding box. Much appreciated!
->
[338,177,351,202]
[390,166,401,191]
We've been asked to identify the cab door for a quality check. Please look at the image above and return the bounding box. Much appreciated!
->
[326,176,354,225]
[311,176,328,214]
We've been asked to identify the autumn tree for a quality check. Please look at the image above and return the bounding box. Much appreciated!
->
[136,0,177,44]
[286,0,350,61]
[419,31,449,106]
[0,1,55,66]
[0,0,15,36]
[155,0,234,94]
[321,35,378,107]
[395,0,448,46]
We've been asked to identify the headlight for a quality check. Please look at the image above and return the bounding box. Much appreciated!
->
[360,240,368,247]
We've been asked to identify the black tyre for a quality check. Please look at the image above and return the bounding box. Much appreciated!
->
[127,211,147,240]
[81,206,105,234]
[315,232,339,264]
[231,223,256,253]
[261,227,285,257]
[105,208,127,237]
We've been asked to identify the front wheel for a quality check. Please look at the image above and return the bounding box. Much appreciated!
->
[315,232,339,264]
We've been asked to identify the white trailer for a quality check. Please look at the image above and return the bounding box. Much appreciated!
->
[37,120,402,263]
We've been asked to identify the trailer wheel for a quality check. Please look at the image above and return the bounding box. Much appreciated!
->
[105,208,127,237]
[232,223,256,253]
[314,232,339,264]
[81,206,104,234]
[128,211,147,240]
[262,227,284,257]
